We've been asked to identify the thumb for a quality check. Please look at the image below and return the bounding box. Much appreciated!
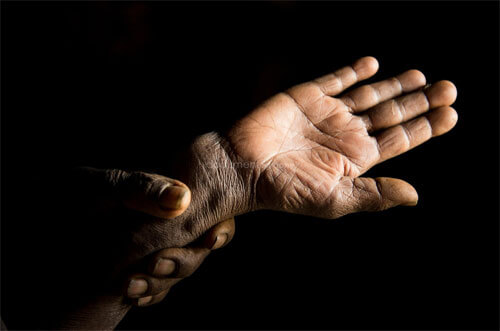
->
[71,167,191,219]
[333,176,418,218]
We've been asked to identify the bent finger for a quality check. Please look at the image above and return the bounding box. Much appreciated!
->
[134,289,171,307]
[147,247,210,278]
[194,218,236,250]
[126,273,182,298]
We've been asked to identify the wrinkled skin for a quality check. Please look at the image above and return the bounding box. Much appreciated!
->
[16,57,457,330]
[227,56,457,218]
[125,217,235,308]
[127,56,457,313]
[21,167,235,330]
[176,56,457,240]
[130,57,457,286]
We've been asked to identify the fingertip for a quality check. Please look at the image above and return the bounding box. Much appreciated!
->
[403,69,427,88]
[135,289,170,307]
[376,177,418,207]
[137,296,153,307]
[447,106,459,125]
[427,80,457,107]
[212,217,236,249]
[362,56,379,70]
[211,233,228,250]
[405,183,419,206]
[402,189,419,206]
[177,188,191,210]
[197,218,235,250]
[354,56,379,79]
[151,258,176,277]
[158,185,191,214]
[126,278,148,298]
[428,106,458,137]
[220,217,236,237]
[204,230,229,250]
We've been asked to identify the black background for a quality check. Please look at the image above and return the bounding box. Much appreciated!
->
[1,1,499,330]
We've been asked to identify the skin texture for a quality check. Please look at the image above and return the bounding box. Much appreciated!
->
[125,218,235,307]
[171,56,457,242]
[55,217,235,329]
[35,167,235,329]
[229,57,457,218]
[90,57,455,329]
[22,57,457,330]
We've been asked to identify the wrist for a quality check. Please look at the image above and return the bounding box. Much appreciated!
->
[173,132,256,241]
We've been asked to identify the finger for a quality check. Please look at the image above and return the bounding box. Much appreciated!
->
[125,219,235,300]
[72,167,191,219]
[125,276,149,299]
[375,106,458,163]
[125,245,210,297]
[126,273,182,298]
[313,56,379,96]
[135,289,170,307]
[117,171,191,219]
[331,177,419,218]
[341,69,426,113]
[147,247,210,278]
[361,80,457,133]
[125,246,210,298]
[194,218,236,250]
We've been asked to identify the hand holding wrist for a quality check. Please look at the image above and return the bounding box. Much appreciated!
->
[172,132,257,241]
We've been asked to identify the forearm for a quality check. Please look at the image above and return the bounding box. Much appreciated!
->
[54,295,130,330]
[51,133,254,330]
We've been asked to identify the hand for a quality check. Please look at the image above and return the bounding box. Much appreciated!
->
[26,166,233,329]
[228,56,457,218]
[175,56,457,238]
[124,217,235,307]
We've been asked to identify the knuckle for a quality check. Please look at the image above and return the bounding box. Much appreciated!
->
[127,171,159,193]
[104,168,129,187]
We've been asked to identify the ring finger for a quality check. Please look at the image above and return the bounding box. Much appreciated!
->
[360,80,457,133]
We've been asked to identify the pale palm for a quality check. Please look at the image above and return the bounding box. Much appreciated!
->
[228,57,457,218]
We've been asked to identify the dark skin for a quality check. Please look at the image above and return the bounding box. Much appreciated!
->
[32,167,235,329]
[18,57,457,329]
[143,57,457,248]
[125,217,236,307]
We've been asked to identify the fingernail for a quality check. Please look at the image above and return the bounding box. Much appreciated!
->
[154,258,176,276]
[159,186,190,210]
[211,233,228,250]
[127,279,148,297]
[138,296,153,306]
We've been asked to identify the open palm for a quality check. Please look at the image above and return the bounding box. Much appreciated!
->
[228,57,457,218]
